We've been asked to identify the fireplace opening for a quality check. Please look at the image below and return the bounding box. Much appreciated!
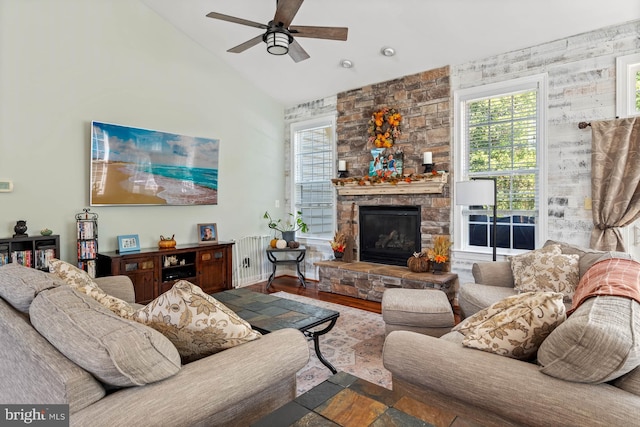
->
[359,206,420,266]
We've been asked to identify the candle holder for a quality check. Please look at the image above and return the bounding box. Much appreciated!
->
[423,163,434,173]
[338,160,348,178]
[422,152,433,173]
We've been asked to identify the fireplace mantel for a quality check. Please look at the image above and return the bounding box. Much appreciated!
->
[332,172,448,196]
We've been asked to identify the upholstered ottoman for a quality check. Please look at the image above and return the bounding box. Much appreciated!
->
[382,288,454,337]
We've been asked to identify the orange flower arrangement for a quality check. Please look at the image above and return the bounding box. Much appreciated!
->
[330,231,347,253]
[368,107,402,148]
[426,236,452,263]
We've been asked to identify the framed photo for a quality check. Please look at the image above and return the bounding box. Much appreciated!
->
[197,223,218,244]
[369,148,403,178]
[117,234,141,253]
[90,121,220,206]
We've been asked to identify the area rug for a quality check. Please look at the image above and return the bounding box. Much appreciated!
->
[271,292,392,395]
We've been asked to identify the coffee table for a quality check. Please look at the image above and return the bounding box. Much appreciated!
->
[251,372,477,427]
[214,288,340,373]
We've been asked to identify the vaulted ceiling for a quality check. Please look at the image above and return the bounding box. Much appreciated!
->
[142,0,640,106]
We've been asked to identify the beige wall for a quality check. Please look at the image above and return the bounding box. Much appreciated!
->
[0,1,286,263]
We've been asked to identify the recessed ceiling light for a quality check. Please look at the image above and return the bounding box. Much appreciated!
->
[381,47,396,57]
[340,59,353,68]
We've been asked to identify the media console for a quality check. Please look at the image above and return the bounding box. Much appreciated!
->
[97,242,234,304]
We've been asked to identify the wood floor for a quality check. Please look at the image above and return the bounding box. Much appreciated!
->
[245,275,382,314]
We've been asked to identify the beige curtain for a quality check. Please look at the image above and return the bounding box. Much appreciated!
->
[590,117,640,251]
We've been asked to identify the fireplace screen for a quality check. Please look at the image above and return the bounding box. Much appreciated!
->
[359,206,420,266]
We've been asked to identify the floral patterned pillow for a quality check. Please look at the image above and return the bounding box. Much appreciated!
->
[509,245,579,301]
[131,280,261,363]
[453,292,566,360]
[48,258,134,318]
[48,258,99,289]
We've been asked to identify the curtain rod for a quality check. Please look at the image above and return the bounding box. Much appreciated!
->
[578,117,619,129]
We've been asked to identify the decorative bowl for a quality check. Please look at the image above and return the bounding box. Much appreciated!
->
[40,229,53,236]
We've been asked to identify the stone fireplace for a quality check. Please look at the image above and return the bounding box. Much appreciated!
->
[313,65,453,300]
[359,205,420,266]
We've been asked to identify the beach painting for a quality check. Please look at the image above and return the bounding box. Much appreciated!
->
[90,121,219,206]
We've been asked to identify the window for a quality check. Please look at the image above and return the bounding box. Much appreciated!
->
[616,54,640,258]
[292,117,336,238]
[616,53,640,118]
[454,74,547,254]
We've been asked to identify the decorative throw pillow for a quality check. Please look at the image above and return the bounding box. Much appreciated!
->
[30,286,181,387]
[131,280,261,363]
[453,292,566,360]
[48,258,99,289]
[509,245,579,301]
[538,295,640,383]
[48,258,134,318]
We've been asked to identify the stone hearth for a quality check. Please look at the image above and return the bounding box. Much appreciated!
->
[315,260,458,303]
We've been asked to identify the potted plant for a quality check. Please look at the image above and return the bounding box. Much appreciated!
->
[263,211,308,242]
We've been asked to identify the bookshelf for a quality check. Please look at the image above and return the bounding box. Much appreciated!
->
[0,235,60,271]
[76,208,99,278]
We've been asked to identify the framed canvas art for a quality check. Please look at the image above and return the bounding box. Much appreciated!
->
[369,149,403,178]
[90,121,220,206]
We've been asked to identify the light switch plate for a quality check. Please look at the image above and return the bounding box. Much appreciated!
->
[0,180,13,192]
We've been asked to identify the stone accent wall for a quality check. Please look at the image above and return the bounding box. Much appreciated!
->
[283,20,640,287]
[450,19,640,283]
[335,66,452,258]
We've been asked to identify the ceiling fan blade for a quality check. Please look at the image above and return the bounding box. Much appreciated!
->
[289,26,348,41]
[273,0,304,28]
[288,39,310,63]
[227,34,264,53]
[206,12,268,30]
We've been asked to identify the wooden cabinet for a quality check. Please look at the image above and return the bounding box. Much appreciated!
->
[97,242,234,304]
[0,235,60,271]
[120,255,157,303]
[197,245,232,294]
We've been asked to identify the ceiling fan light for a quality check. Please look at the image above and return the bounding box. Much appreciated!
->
[265,31,290,55]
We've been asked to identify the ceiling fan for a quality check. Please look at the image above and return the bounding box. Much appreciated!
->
[206,0,348,63]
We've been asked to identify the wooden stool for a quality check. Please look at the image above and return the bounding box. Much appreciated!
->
[382,288,454,337]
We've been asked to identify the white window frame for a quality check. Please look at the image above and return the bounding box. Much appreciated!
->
[290,115,337,240]
[453,74,548,257]
[616,53,640,257]
[616,53,640,118]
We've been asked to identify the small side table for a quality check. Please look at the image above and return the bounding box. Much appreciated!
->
[266,246,306,290]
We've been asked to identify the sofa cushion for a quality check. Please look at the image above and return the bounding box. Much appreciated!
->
[543,239,633,277]
[458,282,517,319]
[613,366,640,397]
[48,258,134,317]
[131,280,261,363]
[30,286,181,387]
[0,263,62,312]
[453,292,566,360]
[510,244,579,301]
[538,295,640,383]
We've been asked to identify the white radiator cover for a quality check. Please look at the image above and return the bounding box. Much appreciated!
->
[232,235,271,288]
